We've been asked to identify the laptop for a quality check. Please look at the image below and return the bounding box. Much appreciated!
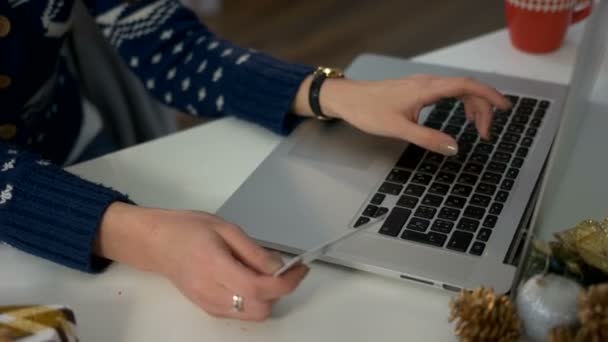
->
[218,6,607,293]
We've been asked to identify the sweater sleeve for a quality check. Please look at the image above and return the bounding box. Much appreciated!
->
[0,143,132,273]
[86,0,315,135]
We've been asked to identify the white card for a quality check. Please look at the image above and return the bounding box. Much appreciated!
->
[273,212,387,277]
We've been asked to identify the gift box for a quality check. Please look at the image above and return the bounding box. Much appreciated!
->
[0,305,78,342]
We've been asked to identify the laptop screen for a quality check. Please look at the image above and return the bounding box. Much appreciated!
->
[530,0,608,239]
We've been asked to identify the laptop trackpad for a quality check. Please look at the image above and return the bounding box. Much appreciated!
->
[288,122,386,170]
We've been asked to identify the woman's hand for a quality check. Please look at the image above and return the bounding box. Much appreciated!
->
[96,202,308,321]
[293,74,511,156]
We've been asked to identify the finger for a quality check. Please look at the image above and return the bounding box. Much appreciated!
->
[194,283,275,322]
[461,96,476,123]
[423,77,511,110]
[463,96,493,139]
[217,224,284,275]
[217,253,309,301]
[397,119,458,156]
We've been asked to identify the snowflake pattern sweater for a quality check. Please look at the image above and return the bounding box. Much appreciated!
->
[0,0,314,272]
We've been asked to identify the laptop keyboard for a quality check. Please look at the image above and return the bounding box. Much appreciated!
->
[354,95,551,256]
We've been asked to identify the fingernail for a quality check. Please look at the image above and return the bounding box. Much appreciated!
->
[439,143,458,156]
[266,252,284,273]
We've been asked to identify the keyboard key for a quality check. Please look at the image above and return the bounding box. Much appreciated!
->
[470,194,491,207]
[505,95,519,105]
[354,216,370,227]
[445,195,467,209]
[425,121,443,130]
[401,230,447,247]
[516,147,529,158]
[363,205,378,217]
[422,194,444,207]
[507,124,525,134]
[427,110,450,123]
[502,133,521,144]
[490,124,504,135]
[447,231,473,252]
[493,152,511,164]
[458,173,479,186]
[397,195,418,208]
[506,168,519,179]
[489,202,504,215]
[370,193,386,205]
[498,142,517,153]
[404,184,425,197]
[457,218,480,232]
[463,163,483,174]
[459,142,474,154]
[494,116,509,126]
[447,153,468,164]
[501,179,515,191]
[464,206,486,220]
[412,173,432,185]
[425,153,445,164]
[481,172,502,185]
[428,182,450,196]
[475,143,494,155]
[407,217,430,232]
[470,153,489,164]
[495,191,509,203]
[469,241,486,256]
[415,206,437,220]
[444,125,461,137]
[534,109,546,118]
[459,133,477,143]
[379,207,411,237]
[386,169,411,184]
[439,207,461,221]
[449,116,466,126]
[396,145,425,170]
[435,99,456,110]
[530,118,542,128]
[539,100,550,109]
[452,184,473,197]
[526,127,537,137]
[431,219,454,234]
[512,115,529,125]
[517,106,534,116]
[477,229,492,242]
[476,183,497,196]
[521,137,534,148]
[436,172,456,184]
[512,157,524,168]
[487,161,507,173]
[442,161,462,173]
[374,207,389,218]
[521,98,538,107]
[464,123,477,133]
[419,163,439,175]
[379,182,403,195]
[483,215,498,228]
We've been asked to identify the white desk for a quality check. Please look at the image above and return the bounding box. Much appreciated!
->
[1,25,586,341]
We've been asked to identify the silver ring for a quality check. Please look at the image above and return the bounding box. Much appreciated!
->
[232,294,244,312]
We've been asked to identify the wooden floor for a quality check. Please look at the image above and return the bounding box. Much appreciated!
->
[203,0,506,68]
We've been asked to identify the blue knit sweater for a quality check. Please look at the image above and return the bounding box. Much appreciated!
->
[0,0,313,272]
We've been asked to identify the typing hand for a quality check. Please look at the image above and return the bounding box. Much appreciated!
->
[295,74,511,156]
[96,203,308,321]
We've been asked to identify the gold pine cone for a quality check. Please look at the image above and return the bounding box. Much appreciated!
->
[576,283,608,342]
[448,287,521,342]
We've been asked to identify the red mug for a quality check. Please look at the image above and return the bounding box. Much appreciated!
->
[505,0,593,53]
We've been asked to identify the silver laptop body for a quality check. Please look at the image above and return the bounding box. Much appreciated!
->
[218,7,606,293]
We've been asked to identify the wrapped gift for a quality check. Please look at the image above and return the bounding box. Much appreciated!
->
[0,305,78,342]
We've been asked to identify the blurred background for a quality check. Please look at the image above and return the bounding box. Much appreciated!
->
[178,0,506,127]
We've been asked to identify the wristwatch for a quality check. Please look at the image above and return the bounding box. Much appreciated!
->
[308,66,345,121]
